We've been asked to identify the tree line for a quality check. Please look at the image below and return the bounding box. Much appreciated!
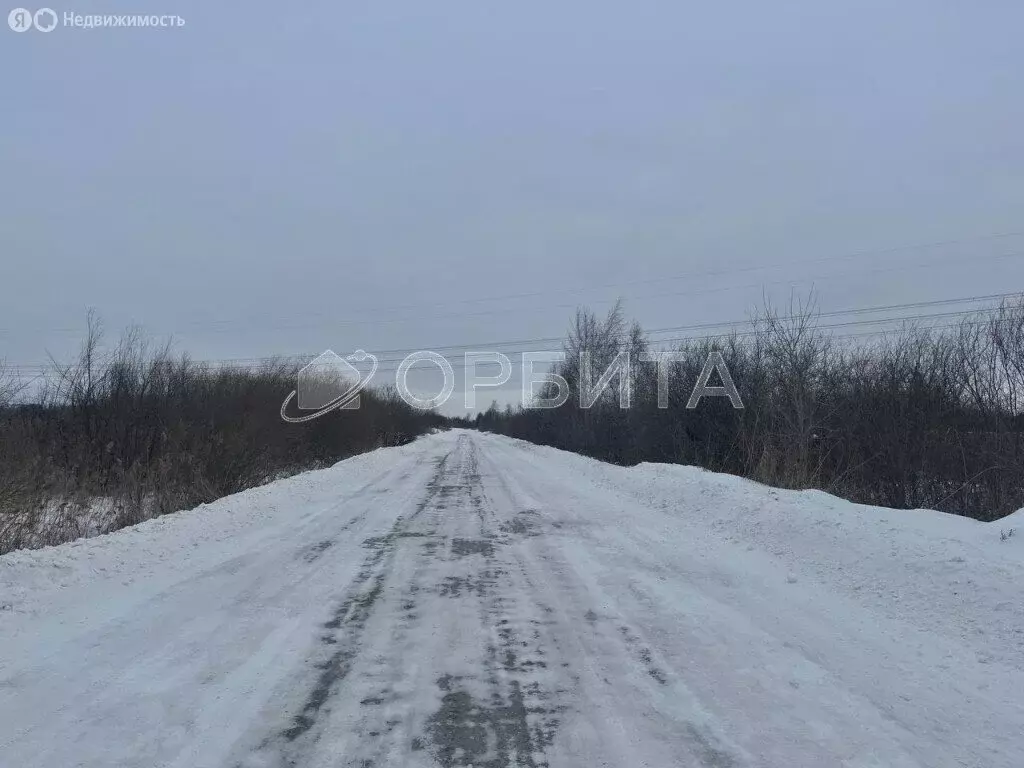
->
[0,312,442,552]
[470,294,1024,522]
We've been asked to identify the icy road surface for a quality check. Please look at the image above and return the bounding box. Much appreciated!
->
[2,430,1023,767]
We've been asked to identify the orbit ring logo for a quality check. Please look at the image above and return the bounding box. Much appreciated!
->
[280,350,378,423]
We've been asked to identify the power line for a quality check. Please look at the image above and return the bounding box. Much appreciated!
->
[101,246,1024,334]
[0,233,1020,337]
[7,292,1019,375]
[135,229,1024,324]
[7,291,1018,370]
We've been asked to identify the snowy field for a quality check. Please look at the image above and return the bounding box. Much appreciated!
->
[1,429,1021,767]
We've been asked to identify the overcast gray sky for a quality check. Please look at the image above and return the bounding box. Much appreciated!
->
[2,0,1023,414]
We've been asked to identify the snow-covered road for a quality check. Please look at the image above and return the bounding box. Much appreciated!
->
[2,430,1022,767]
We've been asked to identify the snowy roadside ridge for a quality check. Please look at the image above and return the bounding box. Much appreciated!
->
[0,436,439,618]
[482,433,1024,670]
[5,429,1021,669]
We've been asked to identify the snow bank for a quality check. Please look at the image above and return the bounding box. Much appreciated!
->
[0,436,438,624]
[495,435,1024,671]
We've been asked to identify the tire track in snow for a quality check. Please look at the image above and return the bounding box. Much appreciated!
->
[475,435,747,768]
[239,434,572,768]
[421,465,569,768]
[338,433,569,767]
[237,449,454,767]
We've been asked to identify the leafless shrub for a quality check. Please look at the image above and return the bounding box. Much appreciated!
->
[0,316,441,553]
[482,293,1024,522]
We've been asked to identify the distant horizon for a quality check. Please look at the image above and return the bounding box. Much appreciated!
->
[4,1,1023,416]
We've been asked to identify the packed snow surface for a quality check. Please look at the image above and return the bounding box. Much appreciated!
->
[1,430,1022,767]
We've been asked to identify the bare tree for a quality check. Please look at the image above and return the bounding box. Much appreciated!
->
[482,294,1024,522]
